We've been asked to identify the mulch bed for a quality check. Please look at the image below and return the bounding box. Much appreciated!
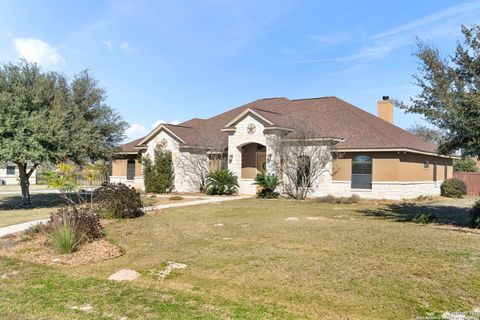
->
[0,233,123,266]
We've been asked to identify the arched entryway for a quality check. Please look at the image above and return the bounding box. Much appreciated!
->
[240,143,266,179]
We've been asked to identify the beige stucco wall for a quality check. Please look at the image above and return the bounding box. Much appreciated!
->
[112,159,127,176]
[111,156,142,178]
[135,159,142,176]
[333,152,454,182]
[398,153,453,182]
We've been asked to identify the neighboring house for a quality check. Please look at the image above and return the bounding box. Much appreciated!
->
[112,96,456,199]
[0,163,37,185]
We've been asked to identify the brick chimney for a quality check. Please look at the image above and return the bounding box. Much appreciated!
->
[377,96,393,124]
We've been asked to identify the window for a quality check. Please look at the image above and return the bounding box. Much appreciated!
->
[351,155,372,189]
[444,162,448,180]
[433,161,437,182]
[6,165,15,175]
[424,160,429,168]
[127,159,135,180]
[297,155,311,187]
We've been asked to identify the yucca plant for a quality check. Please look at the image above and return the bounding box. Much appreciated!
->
[255,172,280,198]
[205,170,239,195]
[51,216,80,254]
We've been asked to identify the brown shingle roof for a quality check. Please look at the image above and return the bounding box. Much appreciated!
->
[120,97,438,154]
[120,137,144,152]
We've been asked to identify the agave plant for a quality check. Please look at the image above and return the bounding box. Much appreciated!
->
[205,170,239,195]
[254,172,280,198]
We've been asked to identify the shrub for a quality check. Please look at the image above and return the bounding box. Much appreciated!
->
[254,172,280,198]
[470,200,480,228]
[440,178,467,198]
[143,146,175,193]
[205,170,239,195]
[50,206,103,241]
[94,183,144,219]
[169,195,184,201]
[413,212,438,224]
[316,194,360,204]
[24,223,50,237]
[415,195,434,202]
[51,216,80,254]
[454,157,477,172]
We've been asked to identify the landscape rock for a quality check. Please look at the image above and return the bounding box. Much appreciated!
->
[212,223,224,227]
[285,217,299,221]
[158,261,188,278]
[70,304,94,313]
[306,217,321,220]
[0,271,17,279]
[108,269,140,281]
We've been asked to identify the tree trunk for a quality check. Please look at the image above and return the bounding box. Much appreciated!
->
[16,162,38,207]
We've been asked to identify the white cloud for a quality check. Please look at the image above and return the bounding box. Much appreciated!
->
[284,1,480,65]
[104,40,113,51]
[371,0,480,39]
[152,119,180,128]
[126,123,147,139]
[13,38,65,67]
[120,41,130,54]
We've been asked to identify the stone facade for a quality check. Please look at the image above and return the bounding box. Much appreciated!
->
[113,112,447,199]
[326,181,441,200]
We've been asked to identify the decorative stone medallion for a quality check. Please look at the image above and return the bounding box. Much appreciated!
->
[247,123,256,135]
[159,138,168,147]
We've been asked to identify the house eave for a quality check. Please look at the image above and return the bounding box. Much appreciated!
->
[336,148,460,159]
[138,124,187,146]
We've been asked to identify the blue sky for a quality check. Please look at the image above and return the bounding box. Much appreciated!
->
[1,0,479,141]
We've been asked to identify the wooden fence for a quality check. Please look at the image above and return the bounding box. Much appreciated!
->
[453,172,480,196]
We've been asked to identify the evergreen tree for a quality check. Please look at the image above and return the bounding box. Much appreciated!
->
[0,61,127,205]
[143,146,174,193]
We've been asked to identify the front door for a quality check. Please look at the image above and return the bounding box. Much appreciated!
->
[256,153,266,174]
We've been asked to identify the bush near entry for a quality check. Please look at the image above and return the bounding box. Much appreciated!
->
[254,172,280,199]
[440,178,467,198]
[94,183,144,219]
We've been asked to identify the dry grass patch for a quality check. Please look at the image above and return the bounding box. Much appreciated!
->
[0,233,122,266]
[72,198,480,319]
[1,198,480,319]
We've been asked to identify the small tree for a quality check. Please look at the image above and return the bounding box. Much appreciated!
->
[43,162,82,205]
[454,158,478,172]
[143,146,174,193]
[268,118,339,200]
[407,124,441,145]
[0,61,127,206]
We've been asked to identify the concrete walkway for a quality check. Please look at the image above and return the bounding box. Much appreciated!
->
[0,195,251,237]
[143,195,251,212]
[0,189,57,195]
[0,219,49,237]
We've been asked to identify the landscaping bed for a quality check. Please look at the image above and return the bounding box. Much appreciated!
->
[0,232,122,266]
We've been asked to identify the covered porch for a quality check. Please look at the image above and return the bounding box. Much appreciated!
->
[236,142,268,194]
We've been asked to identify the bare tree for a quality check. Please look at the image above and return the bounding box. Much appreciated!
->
[267,118,341,200]
[176,129,226,192]
[407,124,441,145]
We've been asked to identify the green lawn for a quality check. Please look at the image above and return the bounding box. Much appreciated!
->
[0,184,49,192]
[0,193,65,227]
[1,198,480,319]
